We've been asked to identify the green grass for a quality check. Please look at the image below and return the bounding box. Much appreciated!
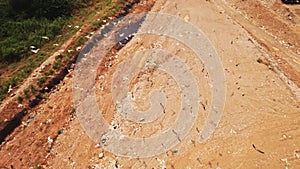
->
[0,0,133,102]
[23,89,30,99]
[17,95,23,103]
[30,84,37,94]
[37,76,47,87]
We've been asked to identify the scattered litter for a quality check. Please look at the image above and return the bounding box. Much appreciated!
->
[76,46,82,51]
[184,14,190,22]
[230,129,237,134]
[21,121,28,127]
[272,47,279,51]
[68,25,72,28]
[41,36,49,40]
[281,158,289,168]
[74,25,79,29]
[67,49,73,53]
[29,115,35,119]
[95,143,101,148]
[46,119,52,124]
[58,129,63,135]
[31,48,40,54]
[17,104,23,108]
[47,136,53,148]
[156,158,166,169]
[98,153,104,159]
[7,85,12,93]
[173,149,179,153]
[252,144,265,154]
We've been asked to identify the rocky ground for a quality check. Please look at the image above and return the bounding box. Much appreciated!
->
[0,0,299,168]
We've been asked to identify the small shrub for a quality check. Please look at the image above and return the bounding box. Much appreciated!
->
[0,94,4,101]
[17,95,23,102]
[30,84,37,94]
[52,61,62,70]
[55,54,63,60]
[24,89,30,99]
[37,76,47,87]
[75,37,85,47]
[45,69,54,76]
[70,108,76,115]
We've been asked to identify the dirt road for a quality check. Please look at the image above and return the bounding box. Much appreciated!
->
[0,0,299,168]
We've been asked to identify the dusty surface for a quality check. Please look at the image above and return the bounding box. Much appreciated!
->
[0,0,300,168]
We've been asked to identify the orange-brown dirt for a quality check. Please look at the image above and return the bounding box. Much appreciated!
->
[0,0,300,168]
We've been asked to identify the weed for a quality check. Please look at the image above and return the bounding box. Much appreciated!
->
[53,61,62,70]
[45,69,54,76]
[70,108,76,115]
[30,84,37,94]
[24,89,30,99]
[37,76,47,87]
[17,96,23,103]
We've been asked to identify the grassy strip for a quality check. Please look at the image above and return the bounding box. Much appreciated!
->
[1,0,131,102]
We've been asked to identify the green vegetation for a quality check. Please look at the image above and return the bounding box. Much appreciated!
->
[0,0,84,65]
[0,0,132,102]
[45,69,54,76]
[70,107,76,115]
[17,95,23,102]
[37,76,47,87]
[30,84,37,94]
[23,89,30,99]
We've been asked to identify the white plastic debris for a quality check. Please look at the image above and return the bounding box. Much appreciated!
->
[99,75,105,79]
[98,153,104,159]
[230,129,237,134]
[47,136,53,147]
[42,36,49,40]
[184,14,190,22]
[76,46,82,51]
[31,49,40,54]
[74,25,79,29]
[7,85,12,93]
[156,158,166,169]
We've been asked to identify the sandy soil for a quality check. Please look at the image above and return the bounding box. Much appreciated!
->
[0,0,299,168]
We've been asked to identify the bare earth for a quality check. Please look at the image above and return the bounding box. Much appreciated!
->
[0,0,300,168]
